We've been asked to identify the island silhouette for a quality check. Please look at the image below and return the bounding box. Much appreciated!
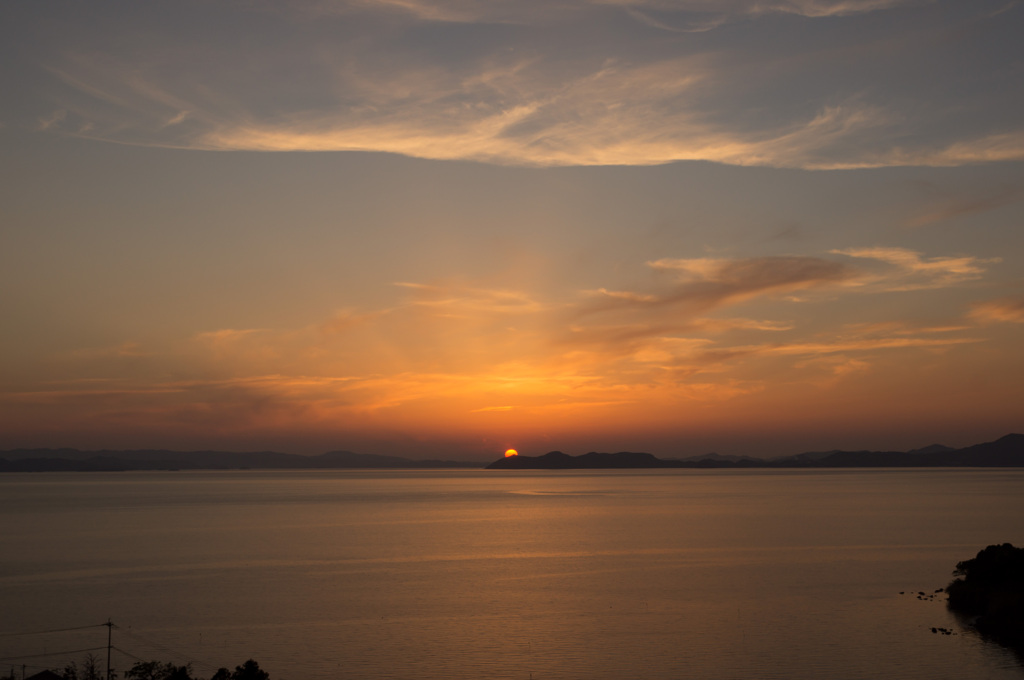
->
[486,434,1024,469]
[2,434,1022,472]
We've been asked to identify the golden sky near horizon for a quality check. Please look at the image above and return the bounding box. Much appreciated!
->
[1,0,1022,459]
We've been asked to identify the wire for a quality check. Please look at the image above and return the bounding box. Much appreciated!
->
[3,663,62,675]
[1,622,217,674]
[0,624,108,638]
[116,629,186,659]
[0,646,108,662]
[112,646,148,664]
[113,645,216,673]
[115,629,218,671]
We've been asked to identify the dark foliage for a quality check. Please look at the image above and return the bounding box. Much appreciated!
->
[228,660,268,680]
[57,657,100,680]
[125,661,194,680]
[122,660,270,680]
[61,653,103,680]
[206,661,268,680]
[947,543,1024,648]
[50,655,267,680]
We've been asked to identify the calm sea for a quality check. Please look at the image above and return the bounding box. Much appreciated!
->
[2,469,1023,680]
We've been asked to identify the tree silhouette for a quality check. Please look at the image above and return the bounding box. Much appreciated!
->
[50,655,266,680]
[229,660,268,680]
[81,653,103,680]
[947,543,1024,650]
[58,655,105,680]
[125,661,194,680]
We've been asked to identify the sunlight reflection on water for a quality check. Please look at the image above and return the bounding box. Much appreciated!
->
[1,469,1023,679]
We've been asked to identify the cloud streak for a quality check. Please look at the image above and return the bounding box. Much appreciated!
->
[970,296,1024,323]
[904,184,1024,228]
[833,247,998,290]
[584,256,855,317]
[282,0,926,23]
[20,1,1024,168]
[1,239,1010,453]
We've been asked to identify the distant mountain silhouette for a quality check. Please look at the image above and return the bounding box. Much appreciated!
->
[487,451,681,470]
[907,443,956,455]
[0,448,475,472]
[673,452,763,464]
[486,434,1024,470]
[3,434,1022,472]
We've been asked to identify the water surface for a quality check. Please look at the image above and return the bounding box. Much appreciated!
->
[2,469,1023,679]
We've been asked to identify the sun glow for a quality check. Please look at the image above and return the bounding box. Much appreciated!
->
[504,449,518,457]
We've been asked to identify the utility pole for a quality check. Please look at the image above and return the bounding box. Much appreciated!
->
[105,619,113,680]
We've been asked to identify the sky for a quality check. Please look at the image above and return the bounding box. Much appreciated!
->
[1,0,1022,461]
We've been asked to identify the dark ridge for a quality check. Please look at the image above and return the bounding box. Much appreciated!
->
[0,449,476,472]
[485,434,1024,470]
[907,443,956,455]
[488,451,681,470]
[675,452,763,464]
[487,451,688,470]
[3,434,1022,472]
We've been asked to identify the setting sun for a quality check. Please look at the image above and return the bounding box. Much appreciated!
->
[504,449,518,457]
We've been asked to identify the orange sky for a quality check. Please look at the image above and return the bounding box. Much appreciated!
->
[1,1,1022,459]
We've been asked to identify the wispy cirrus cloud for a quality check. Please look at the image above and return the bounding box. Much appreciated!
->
[316,309,393,335]
[549,249,997,370]
[20,0,1023,168]
[903,184,1024,228]
[587,255,854,313]
[3,243,1004,448]
[832,247,998,290]
[279,0,925,23]
[65,341,151,361]
[969,296,1024,323]
[36,108,67,131]
[36,251,998,395]
[195,328,265,344]
[320,0,919,31]
[395,281,549,315]
[752,335,980,356]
